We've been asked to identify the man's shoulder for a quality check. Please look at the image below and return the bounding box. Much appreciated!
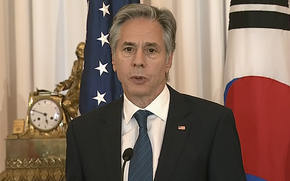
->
[71,97,123,124]
[168,85,230,112]
[168,87,234,126]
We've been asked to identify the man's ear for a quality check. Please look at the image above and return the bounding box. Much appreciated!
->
[112,56,116,72]
[166,53,173,70]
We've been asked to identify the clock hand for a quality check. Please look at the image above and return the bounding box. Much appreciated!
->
[31,109,46,115]
[43,113,49,124]
[32,110,49,124]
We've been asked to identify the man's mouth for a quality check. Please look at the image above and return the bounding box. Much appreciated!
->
[131,76,147,84]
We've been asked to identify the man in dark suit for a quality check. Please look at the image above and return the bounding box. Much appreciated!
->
[66,3,246,181]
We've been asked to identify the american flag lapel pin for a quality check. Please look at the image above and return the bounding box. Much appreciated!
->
[178,125,186,131]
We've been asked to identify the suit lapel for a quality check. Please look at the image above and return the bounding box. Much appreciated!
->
[96,87,192,180]
[99,98,123,181]
[154,86,193,181]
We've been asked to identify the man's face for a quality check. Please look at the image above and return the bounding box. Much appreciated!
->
[112,18,173,104]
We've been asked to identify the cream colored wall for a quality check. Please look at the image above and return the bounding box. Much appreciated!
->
[0,0,88,173]
[0,0,8,173]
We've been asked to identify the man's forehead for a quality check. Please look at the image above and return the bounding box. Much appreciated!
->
[116,18,164,48]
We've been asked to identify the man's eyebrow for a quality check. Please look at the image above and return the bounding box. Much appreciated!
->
[122,41,137,47]
[144,42,158,47]
[121,41,159,48]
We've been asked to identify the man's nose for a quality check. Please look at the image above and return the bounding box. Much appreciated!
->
[132,49,145,67]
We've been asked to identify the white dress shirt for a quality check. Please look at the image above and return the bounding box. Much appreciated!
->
[121,85,170,181]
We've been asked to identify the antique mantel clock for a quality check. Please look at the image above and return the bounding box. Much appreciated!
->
[0,90,68,181]
[0,42,85,180]
[0,89,69,180]
[21,89,69,139]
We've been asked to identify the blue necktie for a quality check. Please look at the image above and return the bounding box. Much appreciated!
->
[128,110,153,181]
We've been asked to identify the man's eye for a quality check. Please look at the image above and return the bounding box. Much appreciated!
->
[147,48,156,53]
[124,47,133,52]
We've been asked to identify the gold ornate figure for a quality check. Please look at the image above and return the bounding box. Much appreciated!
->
[54,42,85,119]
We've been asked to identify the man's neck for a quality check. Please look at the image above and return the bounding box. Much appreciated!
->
[125,85,166,108]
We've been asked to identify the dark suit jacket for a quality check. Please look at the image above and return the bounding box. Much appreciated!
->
[66,86,246,181]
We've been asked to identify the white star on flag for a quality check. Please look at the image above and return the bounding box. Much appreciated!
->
[95,61,109,76]
[99,2,110,17]
[93,91,107,105]
[97,32,109,47]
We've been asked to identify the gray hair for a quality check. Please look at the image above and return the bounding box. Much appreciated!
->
[109,3,176,60]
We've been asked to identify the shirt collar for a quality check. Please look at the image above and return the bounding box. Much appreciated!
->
[123,85,170,125]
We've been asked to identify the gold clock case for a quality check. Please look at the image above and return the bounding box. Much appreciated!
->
[0,90,68,180]
[20,90,69,139]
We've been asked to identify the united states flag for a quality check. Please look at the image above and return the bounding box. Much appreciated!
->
[224,0,290,180]
[79,0,139,114]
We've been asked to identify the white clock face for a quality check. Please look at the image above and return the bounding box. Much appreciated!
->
[29,99,62,131]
